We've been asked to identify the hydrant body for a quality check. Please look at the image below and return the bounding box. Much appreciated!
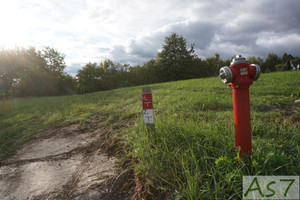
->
[219,55,261,155]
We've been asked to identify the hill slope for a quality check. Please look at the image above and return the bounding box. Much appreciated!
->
[1,71,300,199]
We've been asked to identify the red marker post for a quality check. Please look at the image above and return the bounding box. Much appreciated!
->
[142,87,154,125]
[142,87,156,138]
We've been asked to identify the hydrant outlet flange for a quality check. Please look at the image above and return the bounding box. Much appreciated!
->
[219,66,232,83]
[250,64,261,81]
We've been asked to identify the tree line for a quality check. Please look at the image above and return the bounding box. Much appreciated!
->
[1,33,299,98]
[0,47,75,98]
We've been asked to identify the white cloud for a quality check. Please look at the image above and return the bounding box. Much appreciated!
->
[0,0,299,75]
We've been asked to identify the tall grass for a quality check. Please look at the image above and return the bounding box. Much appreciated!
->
[1,71,299,199]
[129,71,300,199]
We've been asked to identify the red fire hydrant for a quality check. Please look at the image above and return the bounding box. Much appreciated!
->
[219,55,261,155]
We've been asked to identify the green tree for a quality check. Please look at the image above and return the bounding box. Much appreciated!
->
[247,56,264,66]
[281,53,294,64]
[279,53,294,71]
[42,47,66,72]
[155,33,196,81]
[77,63,100,93]
[262,53,280,72]
[204,53,223,77]
[0,47,75,98]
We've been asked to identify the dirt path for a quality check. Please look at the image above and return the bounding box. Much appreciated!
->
[0,115,134,200]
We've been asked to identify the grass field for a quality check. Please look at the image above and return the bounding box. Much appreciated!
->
[0,86,143,159]
[1,71,299,199]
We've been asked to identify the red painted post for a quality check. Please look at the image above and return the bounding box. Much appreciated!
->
[232,86,252,154]
[142,87,156,138]
[219,55,261,156]
[142,87,155,125]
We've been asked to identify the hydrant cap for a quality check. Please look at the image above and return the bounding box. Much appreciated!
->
[231,55,247,65]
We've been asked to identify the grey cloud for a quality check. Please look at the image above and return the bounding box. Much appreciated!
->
[256,34,300,58]
[108,42,157,66]
[109,45,135,64]
[119,20,217,64]
[110,45,126,57]
[206,0,300,59]
[219,0,300,37]
[129,39,158,58]
[61,0,300,71]
[167,21,216,49]
[98,47,110,52]
[252,0,300,33]
[97,0,300,68]
[217,33,259,47]
[65,63,85,76]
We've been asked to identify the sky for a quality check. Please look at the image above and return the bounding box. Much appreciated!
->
[0,0,300,76]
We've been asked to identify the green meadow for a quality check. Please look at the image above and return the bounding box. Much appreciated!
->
[1,71,299,199]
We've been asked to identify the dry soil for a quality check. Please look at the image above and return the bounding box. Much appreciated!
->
[0,115,134,200]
